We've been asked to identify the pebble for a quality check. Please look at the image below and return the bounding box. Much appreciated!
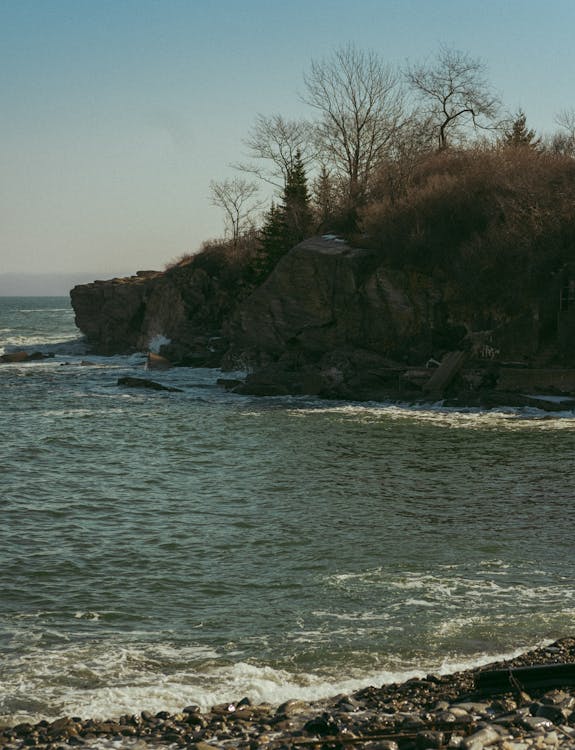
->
[4,638,575,749]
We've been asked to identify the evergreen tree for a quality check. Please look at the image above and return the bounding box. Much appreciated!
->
[252,153,312,283]
[312,165,336,227]
[283,150,312,245]
[251,202,287,282]
[503,110,540,148]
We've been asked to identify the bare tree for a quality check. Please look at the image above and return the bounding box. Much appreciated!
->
[302,43,405,210]
[371,110,436,204]
[406,46,500,150]
[209,178,263,248]
[234,114,316,189]
[556,109,575,136]
[551,109,575,156]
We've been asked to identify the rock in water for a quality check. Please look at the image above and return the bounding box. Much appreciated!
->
[146,352,172,370]
[0,351,54,363]
[117,377,182,392]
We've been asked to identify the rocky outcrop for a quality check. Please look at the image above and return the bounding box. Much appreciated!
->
[71,237,444,366]
[70,272,159,354]
[71,262,238,362]
[0,351,55,363]
[224,236,462,399]
[71,235,574,403]
[227,236,437,367]
[117,376,182,393]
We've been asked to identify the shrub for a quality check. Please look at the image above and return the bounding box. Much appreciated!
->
[361,147,575,316]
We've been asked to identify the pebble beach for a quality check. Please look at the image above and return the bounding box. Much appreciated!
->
[3,639,575,750]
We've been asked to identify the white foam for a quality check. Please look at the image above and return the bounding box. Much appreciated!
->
[311,610,391,622]
[287,401,575,427]
[0,628,566,731]
[74,612,101,621]
[324,565,575,615]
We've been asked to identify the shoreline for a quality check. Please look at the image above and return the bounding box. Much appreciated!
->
[4,638,575,749]
[2,342,575,415]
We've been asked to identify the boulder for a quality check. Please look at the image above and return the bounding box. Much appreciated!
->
[1,351,31,363]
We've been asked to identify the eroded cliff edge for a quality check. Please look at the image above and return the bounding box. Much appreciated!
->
[70,253,241,365]
[71,235,575,406]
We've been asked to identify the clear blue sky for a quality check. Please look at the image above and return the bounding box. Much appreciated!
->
[1,0,574,294]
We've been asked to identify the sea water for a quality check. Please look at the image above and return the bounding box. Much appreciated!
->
[1,296,575,735]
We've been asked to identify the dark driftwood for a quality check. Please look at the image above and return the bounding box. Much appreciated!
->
[476,663,575,693]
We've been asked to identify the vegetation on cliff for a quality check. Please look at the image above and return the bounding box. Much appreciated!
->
[362,147,575,320]
[200,45,575,305]
[73,43,575,386]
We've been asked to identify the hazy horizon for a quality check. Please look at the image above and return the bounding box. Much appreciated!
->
[0,271,145,297]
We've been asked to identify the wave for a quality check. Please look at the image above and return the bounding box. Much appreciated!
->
[0,633,554,728]
[19,308,73,313]
[324,562,575,608]
[286,400,575,425]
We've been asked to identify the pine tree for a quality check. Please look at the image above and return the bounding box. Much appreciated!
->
[313,165,336,227]
[503,110,540,148]
[252,152,312,283]
[251,202,287,282]
[283,150,312,245]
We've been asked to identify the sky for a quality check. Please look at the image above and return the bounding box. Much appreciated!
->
[1,0,574,294]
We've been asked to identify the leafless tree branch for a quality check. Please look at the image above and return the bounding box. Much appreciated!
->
[406,46,500,150]
[209,178,264,247]
[302,43,406,207]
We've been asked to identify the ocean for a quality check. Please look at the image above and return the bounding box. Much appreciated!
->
[1,296,575,742]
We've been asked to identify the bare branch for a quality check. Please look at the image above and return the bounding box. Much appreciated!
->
[549,111,575,157]
[302,43,406,208]
[556,109,575,134]
[209,178,264,247]
[406,46,500,149]
[234,114,317,190]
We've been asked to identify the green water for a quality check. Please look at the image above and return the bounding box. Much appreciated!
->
[1,297,575,729]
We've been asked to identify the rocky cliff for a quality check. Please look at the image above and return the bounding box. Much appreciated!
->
[70,271,158,355]
[71,237,441,364]
[71,235,575,403]
[70,258,241,364]
[220,236,447,398]
[228,236,434,363]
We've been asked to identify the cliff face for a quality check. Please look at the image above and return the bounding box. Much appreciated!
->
[227,236,437,366]
[71,235,571,401]
[71,262,240,362]
[70,272,157,355]
[71,237,441,365]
